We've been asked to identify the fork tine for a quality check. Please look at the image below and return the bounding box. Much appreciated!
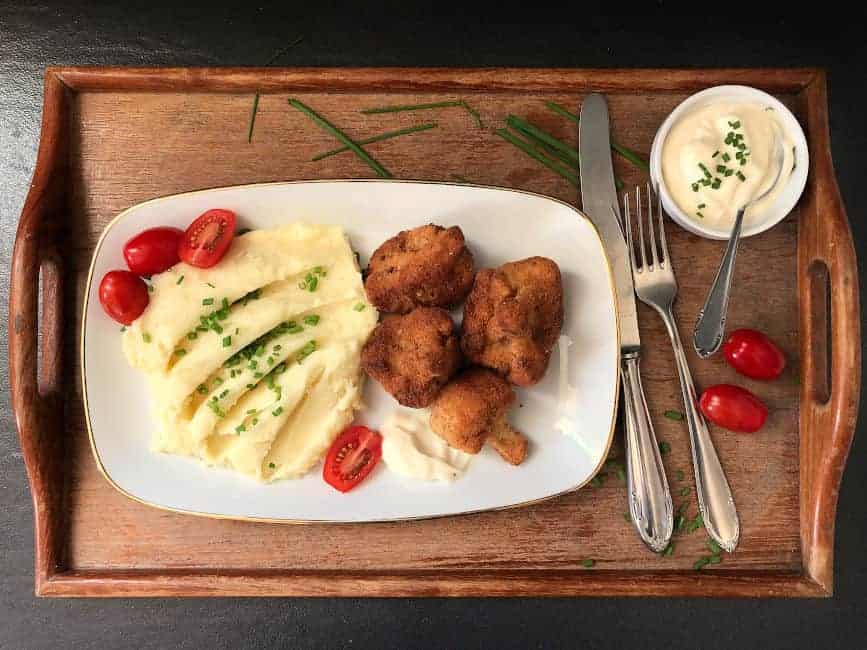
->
[636,185,646,270]
[623,192,637,272]
[655,184,669,264]
[646,181,659,269]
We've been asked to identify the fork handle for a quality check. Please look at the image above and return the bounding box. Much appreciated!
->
[663,308,740,552]
[621,352,673,553]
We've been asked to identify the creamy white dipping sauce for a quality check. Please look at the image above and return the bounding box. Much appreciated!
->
[661,102,795,230]
[380,409,473,482]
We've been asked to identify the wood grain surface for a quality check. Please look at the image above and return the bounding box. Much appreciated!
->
[8,67,859,597]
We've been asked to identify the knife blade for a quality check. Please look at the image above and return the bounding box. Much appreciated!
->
[578,93,640,352]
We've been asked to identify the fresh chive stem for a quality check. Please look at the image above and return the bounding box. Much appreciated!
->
[311,122,437,161]
[289,98,392,178]
[495,128,578,187]
[543,100,649,172]
[507,115,578,163]
[360,100,483,128]
[247,92,260,144]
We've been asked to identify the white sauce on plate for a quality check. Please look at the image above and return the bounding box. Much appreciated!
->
[380,409,472,482]
[661,102,795,231]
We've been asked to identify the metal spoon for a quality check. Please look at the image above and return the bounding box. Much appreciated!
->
[693,138,786,358]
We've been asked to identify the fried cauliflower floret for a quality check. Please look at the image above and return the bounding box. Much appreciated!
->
[460,256,563,387]
[364,224,475,313]
[361,307,462,408]
[429,368,528,465]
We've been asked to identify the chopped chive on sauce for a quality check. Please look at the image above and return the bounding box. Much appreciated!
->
[202,298,214,306]
[721,152,731,162]
[711,179,721,189]
[187,332,197,340]
[269,462,276,469]
[120,326,126,332]
[691,182,700,192]
[711,150,719,158]
[728,120,741,129]
[296,340,317,363]
[207,282,216,288]
[196,384,207,394]
[725,169,734,177]
[716,164,727,174]
[222,336,232,348]
[176,275,184,285]
[354,302,366,311]
[207,401,225,418]
[235,424,246,434]
[246,383,255,390]
[142,332,152,343]
[218,389,229,399]
[214,376,224,385]
[581,559,595,568]
[698,162,711,179]
[147,284,154,293]
[303,315,320,326]
[272,406,284,417]
[736,171,746,181]
[658,441,671,455]
[286,324,304,334]
[174,348,186,356]
[251,417,259,426]
[664,409,684,421]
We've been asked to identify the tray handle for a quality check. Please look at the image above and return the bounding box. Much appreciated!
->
[8,71,69,589]
[798,73,861,594]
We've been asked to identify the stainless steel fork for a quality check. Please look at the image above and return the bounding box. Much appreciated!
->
[623,184,740,552]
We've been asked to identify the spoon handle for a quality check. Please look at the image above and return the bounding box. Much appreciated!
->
[693,208,746,358]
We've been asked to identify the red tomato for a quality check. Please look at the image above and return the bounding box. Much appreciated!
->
[323,426,383,493]
[123,227,183,276]
[178,209,236,268]
[722,329,786,380]
[99,270,149,325]
[699,384,768,433]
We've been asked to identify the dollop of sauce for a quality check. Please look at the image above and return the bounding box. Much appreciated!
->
[380,409,472,482]
[661,102,795,230]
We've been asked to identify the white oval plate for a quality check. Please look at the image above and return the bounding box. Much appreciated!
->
[82,180,619,523]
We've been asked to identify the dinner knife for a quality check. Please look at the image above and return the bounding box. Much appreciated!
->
[578,93,673,553]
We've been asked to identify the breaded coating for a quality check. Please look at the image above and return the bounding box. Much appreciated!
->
[365,224,475,313]
[429,368,528,465]
[361,307,461,408]
[461,256,563,387]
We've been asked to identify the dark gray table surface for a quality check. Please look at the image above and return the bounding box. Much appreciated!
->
[1,4,865,649]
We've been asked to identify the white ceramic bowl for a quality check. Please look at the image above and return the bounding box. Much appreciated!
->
[649,85,809,240]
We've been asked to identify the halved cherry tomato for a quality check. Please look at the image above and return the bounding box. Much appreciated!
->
[123,227,183,276]
[178,209,236,268]
[722,328,786,380]
[323,425,383,493]
[699,384,768,433]
[99,270,149,325]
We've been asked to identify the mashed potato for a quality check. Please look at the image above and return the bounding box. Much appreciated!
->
[122,223,377,482]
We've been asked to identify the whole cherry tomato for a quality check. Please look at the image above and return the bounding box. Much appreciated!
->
[178,209,236,268]
[722,329,786,380]
[699,384,768,433]
[99,270,149,325]
[123,227,183,276]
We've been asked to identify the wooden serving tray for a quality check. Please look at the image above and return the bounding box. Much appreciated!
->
[9,67,859,597]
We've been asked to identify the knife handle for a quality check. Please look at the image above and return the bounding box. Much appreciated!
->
[621,352,673,553]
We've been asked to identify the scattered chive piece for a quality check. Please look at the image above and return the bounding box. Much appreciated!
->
[206,401,225,418]
[674,514,686,532]
[247,92,260,144]
[267,356,275,365]
[311,122,438,161]
[623,512,631,522]
[707,538,723,555]
[288,98,392,178]
[693,557,711,571]
[729,120,741,129]
[712,150,720,158]
[581,559,595,568]
[725,169,734,177]
[506,115,578,164]
[296,340,317,363]
[246,383,255,390]
[736,171,746,181]
[214,377,223,385]
[142,333,152,343]
[611,142,650,172]
[691,183,699,192]
[246,409,257,415]
[287,324,304,335]
[269,462,276,469]
[303,315,320,326]
[359,100,483,129]
[658,441,671,455]
[495,128,578,188]
[272,406,284,417]
[174,348,186,357]
[196,384,207,395]
[235,328,239,335]
[254,371,263,378]
[677,502,689,517]
[711,178,722,189]
[187,332,197,340]
[354,302,366,311]
[698,162,711,179]
[664,409,684,421]
[218,389,229,399]
[661,543,674,557]
[120,326,126,332]
[202,298,214,306]
[251,418,259,426]
[176,275,184,285]
[687,513,704,533]
[235,424,246,434]
[721,153,731,162]
[697,203,706,209]
[679,487,691,497]
[676,470,685,482]
[206,282,215,288]
[222,336,232,348]
[716,164,727,174]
